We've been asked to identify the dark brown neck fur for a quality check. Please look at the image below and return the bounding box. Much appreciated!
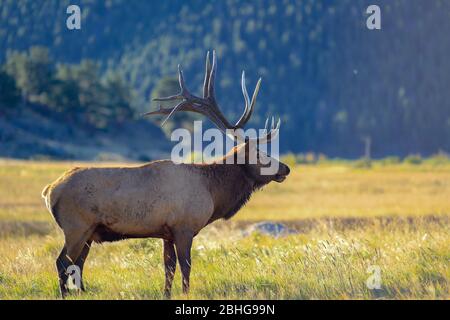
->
[187,163,265,224]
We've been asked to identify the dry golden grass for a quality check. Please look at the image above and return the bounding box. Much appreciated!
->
[242,163,450,220]
[0,159,448,299]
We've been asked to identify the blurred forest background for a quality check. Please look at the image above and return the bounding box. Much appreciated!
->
[0,0,449,160]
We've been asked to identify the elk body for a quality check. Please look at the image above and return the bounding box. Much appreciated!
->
[42,51,290,298]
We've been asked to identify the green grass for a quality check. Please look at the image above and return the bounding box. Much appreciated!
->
[0,159,449,299]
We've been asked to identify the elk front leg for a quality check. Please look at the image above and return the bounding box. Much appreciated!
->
[174,230,193,295]
[163,239,176,298]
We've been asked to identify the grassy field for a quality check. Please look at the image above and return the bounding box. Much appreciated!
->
[0,159,448,299]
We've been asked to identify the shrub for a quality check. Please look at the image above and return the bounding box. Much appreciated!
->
[317,153,328,163]
[295,152,317,164]
[353,158,372,169]
[425,152,450,166]
[404,154,422,165]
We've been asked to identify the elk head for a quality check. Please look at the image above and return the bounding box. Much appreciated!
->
[145,51,290,185]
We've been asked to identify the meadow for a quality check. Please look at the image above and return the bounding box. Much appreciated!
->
[0,159,448,299]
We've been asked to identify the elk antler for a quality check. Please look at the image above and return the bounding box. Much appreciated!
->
[145,50,279,143]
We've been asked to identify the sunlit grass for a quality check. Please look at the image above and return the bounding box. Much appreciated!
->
[0,159,448,299]
[242,162,450,220]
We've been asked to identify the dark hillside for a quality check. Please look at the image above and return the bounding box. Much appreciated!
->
[0,103,168,160]
[1,0,449,158]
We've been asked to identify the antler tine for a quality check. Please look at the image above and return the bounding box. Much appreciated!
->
[269,117,281,141]
[177,64,190,97]
[256,117,280,144]
[207,50,217,101]
[143,104,171,116]
[153,65,192,102]
[249,77,262,118]
[264,117,269,132]
[203,51,211,98]
[143,100,192,126]
[242,71,250,108]
[235,71,250,128]
[235,71,262,128]
[152,94,182,102]
[203,50,235,129]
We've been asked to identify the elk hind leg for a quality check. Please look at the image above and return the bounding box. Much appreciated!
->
[56,226,94,298]
[56,246,70,298]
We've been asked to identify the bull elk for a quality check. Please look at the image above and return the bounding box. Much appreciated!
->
[42,51,290,298]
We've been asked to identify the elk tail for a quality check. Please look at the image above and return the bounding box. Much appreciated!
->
[41,184,52,212]
[41,184,51,198]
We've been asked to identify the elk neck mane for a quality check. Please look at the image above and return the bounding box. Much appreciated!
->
[187,160,264,223]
